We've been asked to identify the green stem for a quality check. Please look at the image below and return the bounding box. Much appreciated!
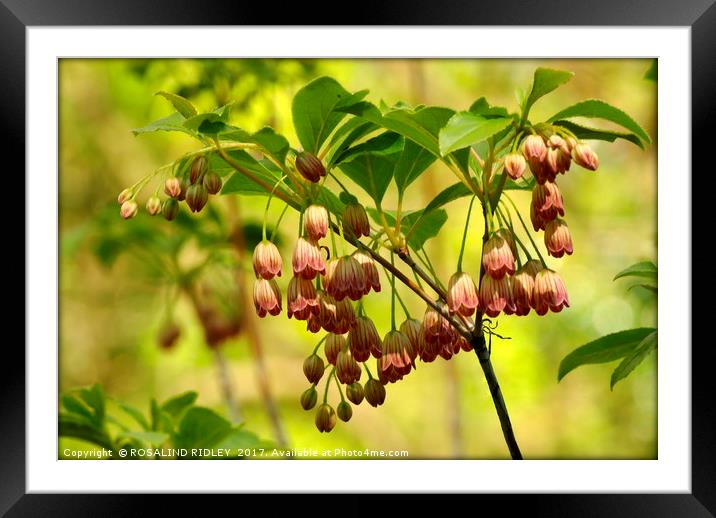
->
[263,175,287,241]
[503,193,547,267]
[323,367,336,404]
[269,203,290,242]
[389,252,397,331]
[334,372,345,402]
[312,335,328,355]
[457,195,477,272]
[363,363,375,380]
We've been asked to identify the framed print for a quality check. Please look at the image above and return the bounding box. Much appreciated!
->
[7,0,710,514]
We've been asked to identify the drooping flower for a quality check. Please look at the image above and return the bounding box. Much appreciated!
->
[314,403,336,433]
[292,237,326,280]
[421,306,456,350]
[364,379,386,407]
[303,353,325,384]
[120,200,138,220]
[346,382,364,405]
[342,202,371,238]
[186,183,208,213]
[253,240,282,279]
[399,318,423,362]
[145,196,161,216]
[325,255,367,301]
[479,275,516,317]
[572,143,599,171]
[203,171,222,194]
[512,266,536,316]
[531,181,565,231]
[300,387,318,410]
[446,271,480,316]
[482,232,516,279]
[336,350,362,385]
[286,276,319,320]
[190,156,208,184]
[337,401,353,422]
[347,316,382,361]
[456,336,473,353]
[544,218,574,258]
[303,204,329,241]
[378,330,413,384]
[117,188,133,204]
[164,177,181,198]
[325,333,347,365]
[295,151,326,183]
[306,313,322,333]
[253,278,282,317]
[352,251,381,294]
[522,134,547,162]
[533,269,570,315]
[162,198,179,221]
[504,152,527,180]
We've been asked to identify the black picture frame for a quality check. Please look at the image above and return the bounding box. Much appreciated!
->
[6,0,708,514]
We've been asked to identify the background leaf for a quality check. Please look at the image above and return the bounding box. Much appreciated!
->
[131,112,195,137]
[173,407,232,453]
[558,328,656,382]
[118,431,170,447]
[161,391,198,418]
[610,331,657,389]
[613,261,657,281]
[155,91,197,118]
[548,99,651,145]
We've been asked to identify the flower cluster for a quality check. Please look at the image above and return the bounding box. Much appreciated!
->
[116,155,223,221]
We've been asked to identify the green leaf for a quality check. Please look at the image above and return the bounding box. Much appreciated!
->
[291,77,368,154]
[62,394,96,424]
[214,428,266,451]
[469,97,510,118]
[523,68,573,115]
[548,99,651,145]
[218,150,281,196]
[558,328,656,382]
[161,391,198,418]
[58,413,114,451]
[78,384,106,427]
[367,208,448,250]
[439,112,513,155]
[393,139,437,193]
[317,189,345,217]
[116,401,150,431]
[338,135,401,204]
[552,120,645,149]
[610,331,657,389]
[325,119,378,167]
[155,91,197,119]
[628,284,658,294]
[131,112,195,137]
[383,106,455,157]
[421,182,472,216]
[150,398,174,434]
[174,407,232,453]
[644,60,657,82]
[118,431,170,446]
[335,131,403,165]
[613,261,657,281]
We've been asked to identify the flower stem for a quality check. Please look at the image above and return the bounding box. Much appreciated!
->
[457,196,477,272]
[389,252,397,331]
[503,193,547,267]
[263,175,287,241]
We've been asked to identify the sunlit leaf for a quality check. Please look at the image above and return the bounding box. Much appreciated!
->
[613,261,657,281]
[155,91,197,118]
[523,68,574,116]
[610,331,657,389]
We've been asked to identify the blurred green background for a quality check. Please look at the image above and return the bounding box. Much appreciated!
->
[59,58,657,459]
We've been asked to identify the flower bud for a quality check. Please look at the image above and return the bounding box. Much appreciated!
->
[203,171,222,195]
[292,238,326,280]
[190,156,208,184]
[548,135,570,154]
[347,316,382,361]
[544,218,573,258]
[295,151,325,183]
[364,378,386,407]
[522,134,547,162]
[303,354,325,384]
[533,269,570,315]
[336,350,362,385]
[120,200,138,220]
[447,272,479,316]
[399,318,423,361]
[186,183,208,213]
[157,321,181,350]
[352,251,381,295]
[482,232,516,279]
[253,278,282,317]
[287,276,320,320]
[572,143,599,171]
[346,382,364,405]
[343,203,371,238]
[330,298,356,334]
[253,240,282,279]
[315,403,337,433]
[378,330,413,384]
[164,177,182,198]
[531,182,565,231]
[162,198,179,221]
[479,275,516,317]
[145,196,161,216]
[176,177,189,201]
[306,314,322,334]
[300,386,318,410]
[504,153,527,180]
[117,188,133,204]
[304,204,329,241]
[337,401,353,422]
[325,333,346,365]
